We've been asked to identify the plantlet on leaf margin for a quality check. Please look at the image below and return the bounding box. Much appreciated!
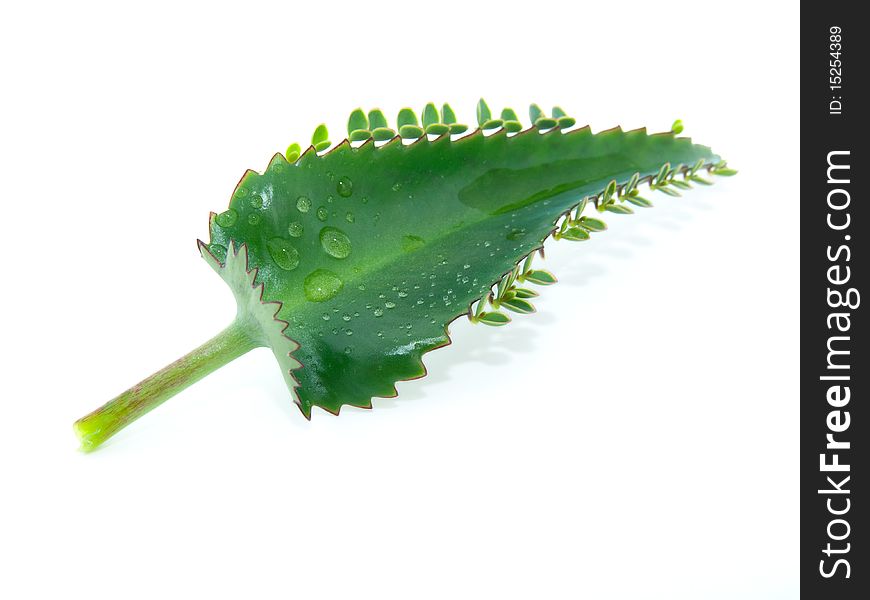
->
[74,100,734,451]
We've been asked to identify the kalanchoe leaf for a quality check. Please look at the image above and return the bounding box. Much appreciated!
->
[529,103,544,123]
[372,127,396,141]
[552,106,567,118]
[578,216,607,231]
[441,103,457,124]
[347,109,368,135]
[605,204,634,214]
[399,124,425,139]
[425,123,450,136]
[689,174,713,185]
[501,107,519,121]
[560,227,591,241]
[448,123,468,134]
[285,142,301,162]
[368,109,388,130]
[713,167,738,176]
[312,123,329,146]
[481,118,504,130]
[557,116,576,128]
[654,185,681,197]
[397,108,418,129]
[478,311,511,326]
[422,103,439,128]
[670,179,692,190]
[655,162,670,186]
[500,297,536,314]
[671,119,684,134]
[625,172,640,195]
[625,195,653,208]
[73,101,729,451]
[503,120,523,133]
[476,98,492,126]
[313,140,331,152]
[603,180,617,203]
[534,117,558,129]
[349,129,372,142]
[523,269,558,285]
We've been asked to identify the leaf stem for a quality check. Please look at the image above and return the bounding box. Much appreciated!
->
[74,320,259,452]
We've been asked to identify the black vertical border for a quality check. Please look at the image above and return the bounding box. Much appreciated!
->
[802,4,867,598]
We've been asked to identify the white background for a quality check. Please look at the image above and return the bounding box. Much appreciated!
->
[0,1,799,598]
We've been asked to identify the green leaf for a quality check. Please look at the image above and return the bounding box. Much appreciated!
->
[75,112,722,448]
[368,109,388,130]
[481,118,504,130]
[399,124,425,139]
[441,103,457,124]
[654,185,681,197]
[534,117,558,129]
[397,108,418,129]
[448,123,468,134]
[552,106,567,118]
[605,204,634,214]
[560,227,591,241]
[285,142,301,162]
[513,287,540,299]
[422,103,439,128]
[557,116,576,128]
[478,311,511,326]
[503,120,523,133]
[625,195,653,207]
[713,167,738,176]
[578,216,607,231]
[313,140,331,152]
[529,103,544,123]
[347,109,368,135]
[500,297,536,314]
[349,129,372,142]
[523,269,558,285]
[477,98,492,126]
[501,107,519,121]
[312,123,329,146]
[372,127,396,141]
[671,119,684,134]
[689,175,713,185]
[670,179,692,190]
[425,123,450,136]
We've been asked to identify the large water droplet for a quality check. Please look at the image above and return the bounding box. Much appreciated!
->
[304,269,343,302]
[337,176,353,198]
[215,209,238,228]
[296,196,311,213]
[319,226,351,259]
[385,301,396,309]
[316,206,328,221]
[266,237,300,271]
[288,221,304,237]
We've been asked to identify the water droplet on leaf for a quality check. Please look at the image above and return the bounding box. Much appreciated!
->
[288,221,304,237]
[303,269,343,302]
[316,206,328,221]
[266,237,300,271]
[319,226,352,259]
[296,196,311,213]
[337,176,353,198]
[215,209,238,228]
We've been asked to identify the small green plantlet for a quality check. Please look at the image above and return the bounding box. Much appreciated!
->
[73,100,735,451]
